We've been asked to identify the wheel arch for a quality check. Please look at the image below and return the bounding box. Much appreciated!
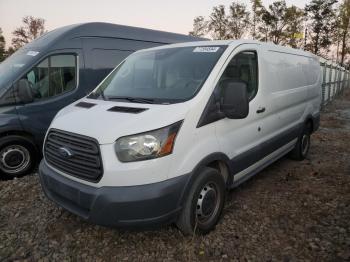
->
[306,117,313,131]
[304,113,320,133]
[0,130,39,153]
[178,152,232,207]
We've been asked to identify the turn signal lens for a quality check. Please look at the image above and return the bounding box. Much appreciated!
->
[159,133,176,156]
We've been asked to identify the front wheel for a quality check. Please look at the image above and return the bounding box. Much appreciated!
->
[0,135,37,179]
[176,167,225,235]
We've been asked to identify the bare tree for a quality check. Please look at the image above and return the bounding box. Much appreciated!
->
[0,28,6,62]
[11,16,46,50]
[255,1,305,47]
[189,16,208,37]
[336,0,350,65]
[228,2,250,39]
[305,0,338,56]
[251,0,264,39]
[261,0,289,44]
[283,6,306,48]
[208,5,231,40]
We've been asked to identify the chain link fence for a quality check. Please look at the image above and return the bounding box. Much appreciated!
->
[320,60,350,107]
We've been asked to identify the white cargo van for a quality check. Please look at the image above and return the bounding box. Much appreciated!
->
[39,40,321,234]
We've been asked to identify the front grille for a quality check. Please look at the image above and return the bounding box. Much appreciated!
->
[44,129,103,182]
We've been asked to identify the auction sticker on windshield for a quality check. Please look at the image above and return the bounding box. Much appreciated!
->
[26,51,40,56]
[193,47,220,53]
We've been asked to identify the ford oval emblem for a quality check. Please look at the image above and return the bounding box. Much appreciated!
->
[58,147,74,159]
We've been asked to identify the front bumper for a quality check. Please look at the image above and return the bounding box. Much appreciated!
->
[39,160,189,227]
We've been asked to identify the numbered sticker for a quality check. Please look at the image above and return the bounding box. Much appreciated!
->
[193,47,220,53]
[26,51,40,56]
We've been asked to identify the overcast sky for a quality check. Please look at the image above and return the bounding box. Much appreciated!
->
[0,0,308,48]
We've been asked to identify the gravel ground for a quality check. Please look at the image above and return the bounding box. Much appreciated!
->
[1,90,350,261]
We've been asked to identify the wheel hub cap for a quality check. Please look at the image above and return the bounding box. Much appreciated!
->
[0,145,30,174]
[196,183,218,221]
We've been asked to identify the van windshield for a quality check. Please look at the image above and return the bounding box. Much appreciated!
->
[89,46,227,104]
[0,49,37,91]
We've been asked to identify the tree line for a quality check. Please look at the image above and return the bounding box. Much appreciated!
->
[1,1,349,67]
[189,0,350,67]
[0,16,46,62]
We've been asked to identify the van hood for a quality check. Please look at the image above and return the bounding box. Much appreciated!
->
[50,98,190,144]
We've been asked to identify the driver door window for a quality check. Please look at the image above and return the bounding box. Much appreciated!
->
[21,54,77,101]
[219,51,258,100]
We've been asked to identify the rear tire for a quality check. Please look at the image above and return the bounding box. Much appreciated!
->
[176,167,225,235]
[289,123,312,161]
[0,135,37,179]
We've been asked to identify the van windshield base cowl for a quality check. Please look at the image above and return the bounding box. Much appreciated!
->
[88,46,227,104]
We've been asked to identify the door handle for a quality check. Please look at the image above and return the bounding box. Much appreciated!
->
[256,107,266,114]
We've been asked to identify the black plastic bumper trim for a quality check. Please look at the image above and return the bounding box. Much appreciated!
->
[39,160,189,227]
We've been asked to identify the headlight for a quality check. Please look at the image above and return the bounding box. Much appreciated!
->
[115,121,183,162]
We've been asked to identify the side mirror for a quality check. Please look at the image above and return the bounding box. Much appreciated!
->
[16,79,34,104]
[220,80,249,119]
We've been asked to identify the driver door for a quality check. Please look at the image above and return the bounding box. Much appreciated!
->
[15,50,83,145]
[214,44,280,182]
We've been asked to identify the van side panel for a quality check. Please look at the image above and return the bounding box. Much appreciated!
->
[265,50,321,135]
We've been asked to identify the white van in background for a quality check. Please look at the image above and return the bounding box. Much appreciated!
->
[39,40,321,234]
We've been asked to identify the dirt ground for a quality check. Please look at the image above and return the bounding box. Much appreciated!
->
[1,89,350,261]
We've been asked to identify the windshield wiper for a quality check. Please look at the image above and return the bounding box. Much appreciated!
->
[107,96,156,104]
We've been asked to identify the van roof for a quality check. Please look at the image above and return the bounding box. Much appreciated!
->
[23,22,205,50]
[141,39,318,59]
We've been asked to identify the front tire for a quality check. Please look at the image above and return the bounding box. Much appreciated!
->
[0,135,37,179]
[176,167,225,235]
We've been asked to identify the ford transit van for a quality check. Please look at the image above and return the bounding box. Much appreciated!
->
[39,40,321,234]
[0,22,202,178]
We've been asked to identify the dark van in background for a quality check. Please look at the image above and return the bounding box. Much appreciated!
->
[0,22,202,178]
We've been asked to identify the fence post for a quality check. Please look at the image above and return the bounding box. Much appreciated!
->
[334,67,336,97]
[338,67,341,96]
[321,62,326,107]
[327,64,333,103]
[344,70,346,90]
[338,67,340,96]
[335,66,338,97]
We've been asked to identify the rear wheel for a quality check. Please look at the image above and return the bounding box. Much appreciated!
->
[289,123,312,161]
[0,135,37,179]
[176,167,225,235]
